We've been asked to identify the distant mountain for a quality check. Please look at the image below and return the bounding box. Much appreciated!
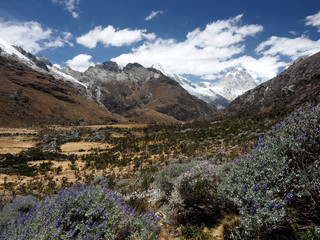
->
[151,64,260,109]
[224,52,320,117]
[210,66,261,101]
[61,62,217,123]
[151,63,229,109]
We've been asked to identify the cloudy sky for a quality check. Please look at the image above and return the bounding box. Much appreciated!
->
[0,0,320,81]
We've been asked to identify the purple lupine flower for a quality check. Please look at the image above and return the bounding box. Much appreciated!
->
[97,221,105,229]
[250,205,257,215]
[66,229,77,238]
[53,232,59,238]
[267,202,275,211]
[260,161,268,168]
[70,222,77,229]
[284,192,293,203]
[296,107,303,114]
[276,201,284,210]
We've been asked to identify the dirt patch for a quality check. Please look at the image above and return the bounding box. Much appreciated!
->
[0,136,37,154]
[60,142,112,155]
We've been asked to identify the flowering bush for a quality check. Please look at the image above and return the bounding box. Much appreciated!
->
[0,181,160,239]
[167,161,220,226]
[0,195,37,226]
[218,104,320,239]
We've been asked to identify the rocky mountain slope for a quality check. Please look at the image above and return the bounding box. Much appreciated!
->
[1,38,217,125]
[151,64,260,109]
[62,62,217,123]
[224,52,320,116]
[0,54,121,127]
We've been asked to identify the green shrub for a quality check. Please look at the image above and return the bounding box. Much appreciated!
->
[153,161,197,197]
[292,223,320,240]
[218,104,320,239]
[168,161,221,226]
[137,173,154,191]
[125,196,148,214]
[181,224,211,240]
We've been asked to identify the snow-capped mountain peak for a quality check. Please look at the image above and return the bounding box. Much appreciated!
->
[211,66,261,101]
[151,63,167,75]
[222,66,260,85]
[151,63,230,109]
[151,63,261,108]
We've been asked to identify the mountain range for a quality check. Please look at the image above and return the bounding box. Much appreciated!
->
[1,36,319,127]
[0,37,216,126]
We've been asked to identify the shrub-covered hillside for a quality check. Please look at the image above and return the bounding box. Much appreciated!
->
[153,104,320,239]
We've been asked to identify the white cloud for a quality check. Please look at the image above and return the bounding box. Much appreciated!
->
[76,25,156,48]
[256,36,320,60]
[66,54,95,72]
[0,19,73,54]
[305,11,320,32]
[199,55,286,81]
[111,13,320,81]
[145,10,163,21]
[52,0,81,19]
[238,55,287,81]
[289,31,298,35]
[112,15,266,79]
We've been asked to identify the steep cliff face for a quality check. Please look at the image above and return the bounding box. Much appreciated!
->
[62,62,217,123]
[224,52,320,116]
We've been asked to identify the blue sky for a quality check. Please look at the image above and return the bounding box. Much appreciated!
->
[0,0,320,81]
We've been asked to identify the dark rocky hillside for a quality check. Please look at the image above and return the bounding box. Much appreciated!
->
[62,62,217,123]
[224,52,320,116]
[0,55,121,127]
